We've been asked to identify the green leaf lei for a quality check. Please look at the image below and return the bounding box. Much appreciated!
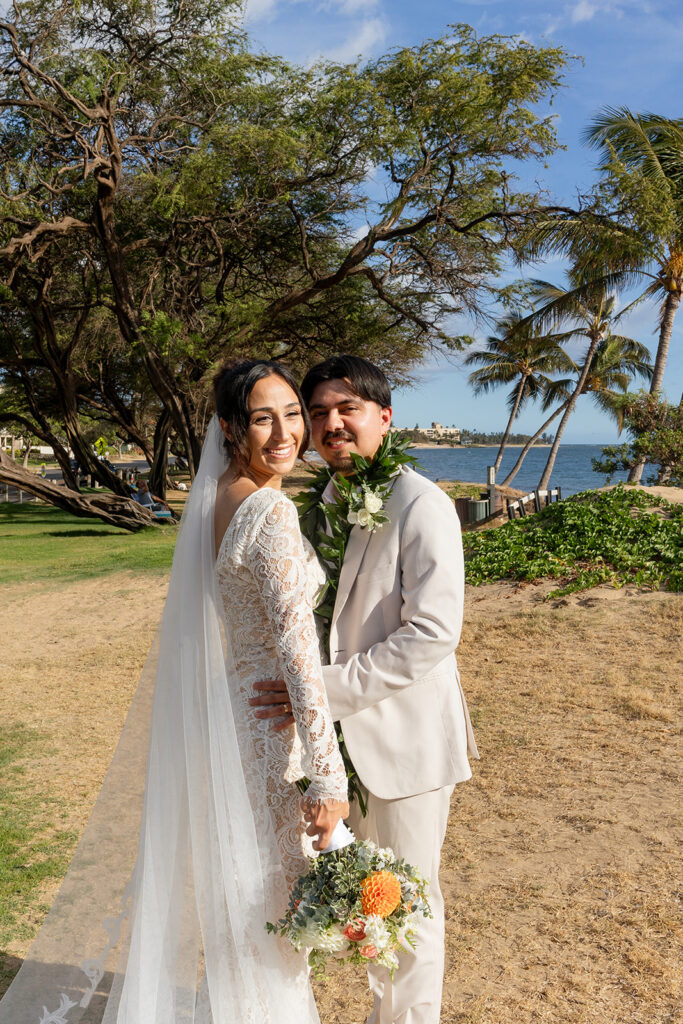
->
[293,432,419,815]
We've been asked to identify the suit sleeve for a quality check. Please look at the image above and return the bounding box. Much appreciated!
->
[322,486,464,720]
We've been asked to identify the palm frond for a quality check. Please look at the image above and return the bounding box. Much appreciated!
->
[584,106,676,202]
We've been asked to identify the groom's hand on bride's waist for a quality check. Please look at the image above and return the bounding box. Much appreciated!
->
[249,681,295,731]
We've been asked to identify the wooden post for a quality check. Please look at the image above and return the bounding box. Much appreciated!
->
[487,465,497,514]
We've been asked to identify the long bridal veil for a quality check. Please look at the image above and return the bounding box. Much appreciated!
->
[0,417,318,1024]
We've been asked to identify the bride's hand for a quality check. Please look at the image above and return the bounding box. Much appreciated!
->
[302,798,350,852]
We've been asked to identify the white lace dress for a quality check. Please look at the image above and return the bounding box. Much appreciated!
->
[214,486,348,886]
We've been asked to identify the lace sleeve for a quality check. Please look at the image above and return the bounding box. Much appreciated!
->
[246,492,348,805]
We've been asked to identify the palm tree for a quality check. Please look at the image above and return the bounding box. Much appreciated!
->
[501,333,652,486]
[464,314,574,476]
[512,276,645,491]
[585,109,683,396]
[527,109,683,481]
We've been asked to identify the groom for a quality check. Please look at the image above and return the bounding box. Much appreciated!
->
[251,355,478,1024]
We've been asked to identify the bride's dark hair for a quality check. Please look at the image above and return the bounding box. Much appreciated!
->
[213,359,311,463]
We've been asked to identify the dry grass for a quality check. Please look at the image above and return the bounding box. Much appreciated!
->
[0,576,681,1022]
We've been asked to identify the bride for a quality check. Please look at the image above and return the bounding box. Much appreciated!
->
[0,360,349,1024]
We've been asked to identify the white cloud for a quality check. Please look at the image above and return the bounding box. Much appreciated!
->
[571,0,598,21]
[243,0,280,22]
[331,0,380,12]
[321,16,387,62]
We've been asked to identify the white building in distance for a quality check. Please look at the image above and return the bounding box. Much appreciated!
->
[422,422,461,442]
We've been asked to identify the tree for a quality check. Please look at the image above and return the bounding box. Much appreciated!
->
[514,276,643,490]
[523,109,683,483]
[592,392,683,486]
[501,332,652,486]
[584,110,683,397]
[465,313,574,474]
[1,4,571,490]
[0,446,159,529]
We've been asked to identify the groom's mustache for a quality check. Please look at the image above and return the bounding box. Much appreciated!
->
[323,431,356,444]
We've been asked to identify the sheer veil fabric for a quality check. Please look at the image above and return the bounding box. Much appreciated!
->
[0,417,319,1024]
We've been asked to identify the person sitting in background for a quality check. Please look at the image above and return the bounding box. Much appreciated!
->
[133,479,171,513]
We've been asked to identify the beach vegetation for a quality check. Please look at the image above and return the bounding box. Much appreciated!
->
[463,484,682,596]
[592,392,683,487]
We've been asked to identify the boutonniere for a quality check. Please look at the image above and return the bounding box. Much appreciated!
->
[341,481,387,533]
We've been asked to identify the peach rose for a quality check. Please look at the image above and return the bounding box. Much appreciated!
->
[343,920,367,942]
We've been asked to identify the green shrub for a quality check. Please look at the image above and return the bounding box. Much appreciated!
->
[464,485,683,596]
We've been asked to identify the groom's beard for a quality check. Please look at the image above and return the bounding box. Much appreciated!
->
[321,430,357,472]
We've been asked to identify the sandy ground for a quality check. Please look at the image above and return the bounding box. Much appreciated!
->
[0,574,681,1022]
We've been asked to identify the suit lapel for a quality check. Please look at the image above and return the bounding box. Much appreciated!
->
[332,523,372,627]
[330,465,409,628]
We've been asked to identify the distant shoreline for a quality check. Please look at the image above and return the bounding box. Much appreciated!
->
[409,442,552,449]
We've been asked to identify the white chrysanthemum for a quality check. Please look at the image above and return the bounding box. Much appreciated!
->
[378,949,400,972]
[347,509,359,525]
[364,915,391,950]
[397,911,422,947]
[364,490,383,514]
[292,920,325,951]
[314,924,347,953]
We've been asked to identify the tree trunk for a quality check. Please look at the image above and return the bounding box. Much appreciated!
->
[94,188,202,480]
[61,403,129,495]
[537,336,601,491]
[501,402,568,487]
[0,449,159,531]
[22,439,33,468]
[493,375,528,475]
[628,289,681,484]
[148,408,172,498]
[0,413,78,489]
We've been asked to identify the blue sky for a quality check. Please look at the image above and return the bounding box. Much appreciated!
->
[243,0,683,441]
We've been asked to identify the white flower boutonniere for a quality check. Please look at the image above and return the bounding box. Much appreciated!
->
[347,485,387,532]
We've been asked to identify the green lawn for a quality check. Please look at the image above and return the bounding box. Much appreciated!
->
[0,724,77,952]
[0,503,178,584]
[443,480,487,500]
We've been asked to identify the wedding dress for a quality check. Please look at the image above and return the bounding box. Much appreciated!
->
[0,418,347,1024]
[215,486,347,887]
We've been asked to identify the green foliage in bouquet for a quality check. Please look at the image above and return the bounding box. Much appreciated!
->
[266,840,431,978]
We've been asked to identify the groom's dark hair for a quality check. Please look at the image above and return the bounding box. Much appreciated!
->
[301,355,391,409]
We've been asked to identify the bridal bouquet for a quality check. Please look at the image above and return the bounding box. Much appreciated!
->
[267,838,431,977]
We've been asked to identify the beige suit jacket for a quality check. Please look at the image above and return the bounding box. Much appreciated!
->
[322,466,479,801]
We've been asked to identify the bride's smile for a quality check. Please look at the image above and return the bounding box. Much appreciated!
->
[221,373,306,488]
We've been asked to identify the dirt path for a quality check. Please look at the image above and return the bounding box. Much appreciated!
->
[1,577,680,1022]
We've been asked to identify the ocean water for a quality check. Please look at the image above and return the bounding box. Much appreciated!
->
[411,444,655,497]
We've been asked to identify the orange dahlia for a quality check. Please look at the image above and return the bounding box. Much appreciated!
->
[360,870,402,918]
